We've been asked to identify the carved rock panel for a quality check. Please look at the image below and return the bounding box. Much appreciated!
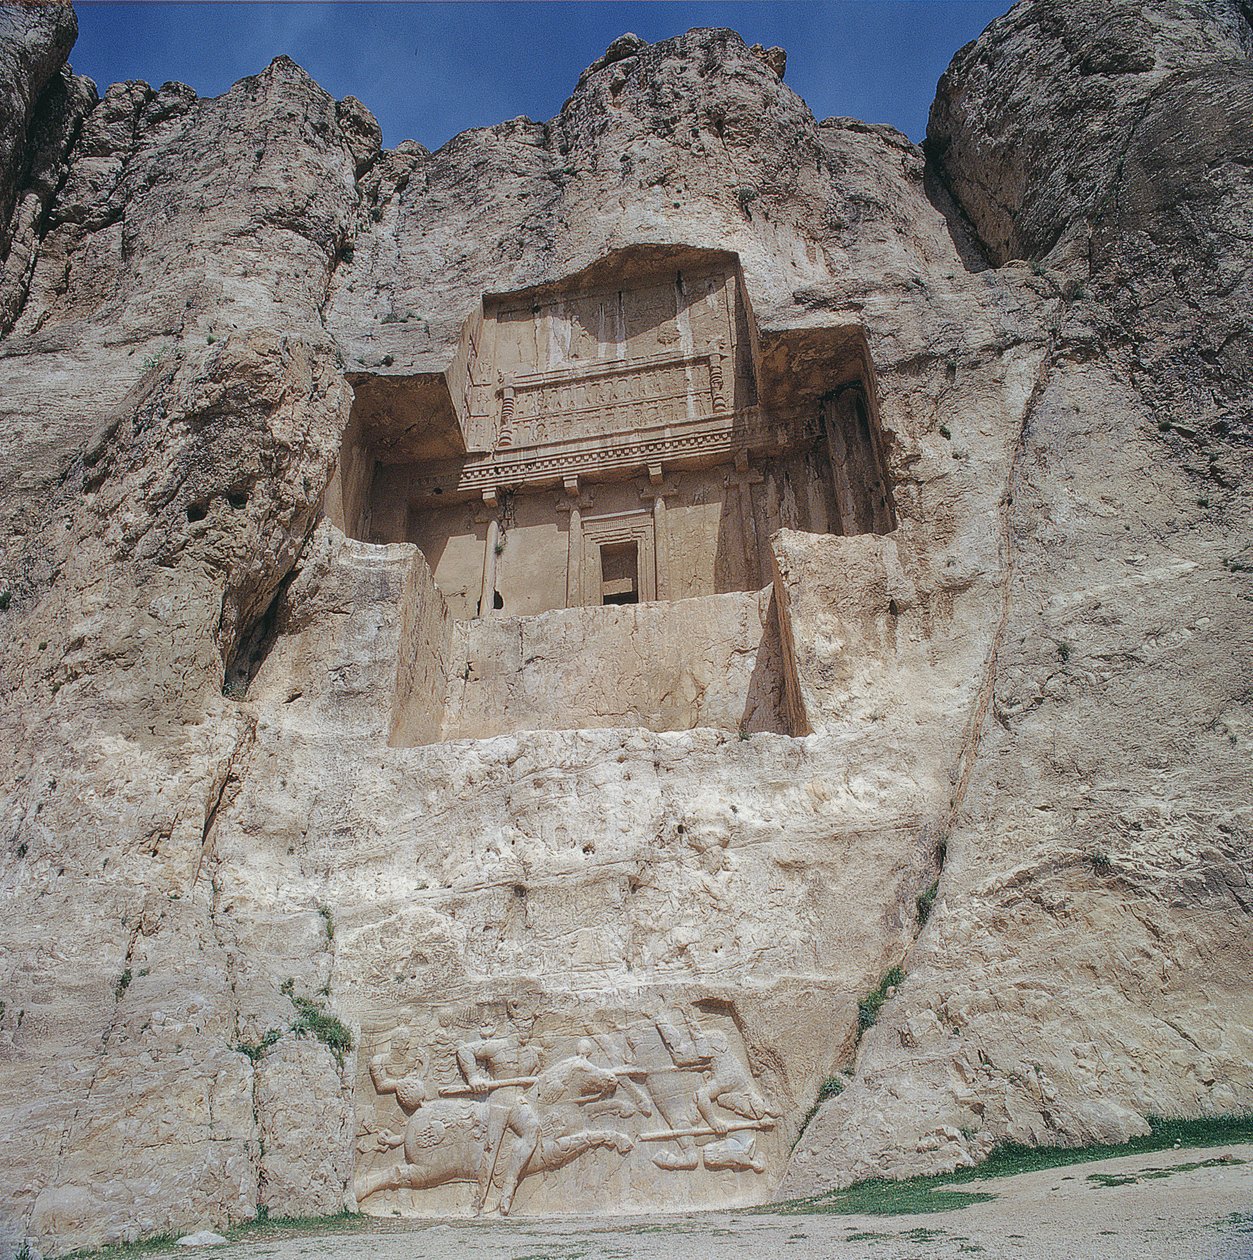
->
[355,1001,783,1216]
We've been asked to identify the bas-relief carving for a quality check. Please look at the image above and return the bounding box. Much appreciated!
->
[355,1003,781,1216]
[500,350,728,451]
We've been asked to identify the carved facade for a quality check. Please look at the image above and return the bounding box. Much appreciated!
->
[326,246,894,742]
[245,247,906,1215]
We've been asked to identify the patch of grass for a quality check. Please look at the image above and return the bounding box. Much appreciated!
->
[1058,641,1071,663]
[793,1181,997,1216]
[66,1211,368,1258]
[226,1209,362,1242]
[1212,1211,1253,1238]
[1089,849,1113,874]
[282,981,354,1066]
[234,1028,280,1062]
[317,903,335,941]
[65,1235,183,1258]
[858,965,905,1033]
[114,969,132,1000]
[1088,1154,1246,1188]
[917,878,939,925]
[939,424,952,441]
[793,1075,847,1148]
[779,1113,1253,1217]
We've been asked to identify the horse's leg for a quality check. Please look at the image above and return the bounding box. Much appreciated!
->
[496,1108,541,1216]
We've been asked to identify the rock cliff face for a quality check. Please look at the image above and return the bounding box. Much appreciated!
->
[0,1,1249,1253]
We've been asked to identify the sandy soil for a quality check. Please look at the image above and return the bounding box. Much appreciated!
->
[170,1144,1252,1260]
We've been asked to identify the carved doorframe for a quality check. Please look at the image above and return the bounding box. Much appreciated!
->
[579,510,656,606]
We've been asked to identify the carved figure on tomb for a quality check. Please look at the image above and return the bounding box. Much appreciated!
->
[701,1131,766,1174]
[355,1006,781,1213]
[444,1014,543,1207]
[651,1008,776,1169]
[454,1015,540,1091]
[490,1039,636,1214]
[586,1029,654,1120]
[356,1051,491,1202]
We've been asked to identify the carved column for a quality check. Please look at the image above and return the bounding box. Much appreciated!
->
[640,465,679,602]
[476,490,500,617]
[728,452,767,588]
[709,349,727,412]
[555,477,594,608]
[497,375,515,449]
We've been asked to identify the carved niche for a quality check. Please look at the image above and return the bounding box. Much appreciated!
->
[354,1001,782,1216]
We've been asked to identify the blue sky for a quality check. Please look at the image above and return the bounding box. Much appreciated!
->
[72,2,1009,151]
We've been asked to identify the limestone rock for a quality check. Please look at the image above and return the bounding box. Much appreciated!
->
[926,0,1253,264]
[786,0,1253,1197]
[749,44,786,79]
[0,0,77,255]
[0,2,1248,1253]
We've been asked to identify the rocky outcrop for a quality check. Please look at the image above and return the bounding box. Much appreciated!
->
[0,1,94,335]
[0,2,1249,1253]
[927,0,1253,265]
[787,0,1253,1197]
[0,46,375,1257]
[0,2,77,251]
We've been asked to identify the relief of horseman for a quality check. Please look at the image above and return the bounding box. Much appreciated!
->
[647,1007,778,1174]
[488,1038,637,1215]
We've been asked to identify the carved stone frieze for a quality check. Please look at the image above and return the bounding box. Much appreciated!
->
[406,406,811,501]
[355,1001,782,1216]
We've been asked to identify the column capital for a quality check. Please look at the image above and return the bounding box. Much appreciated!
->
[640,476,680,502]
[555,492,595,516]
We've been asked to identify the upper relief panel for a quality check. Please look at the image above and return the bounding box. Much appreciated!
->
[452,247,755,472]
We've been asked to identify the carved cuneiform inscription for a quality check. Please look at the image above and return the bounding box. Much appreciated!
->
[355,1003,779,1215]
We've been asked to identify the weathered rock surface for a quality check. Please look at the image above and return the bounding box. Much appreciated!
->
[787,0,1253,1197]
[0,1,1248,1254]
[0,1,76,252]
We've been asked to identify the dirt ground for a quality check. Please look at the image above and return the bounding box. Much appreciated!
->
[163,1143,1252,1260]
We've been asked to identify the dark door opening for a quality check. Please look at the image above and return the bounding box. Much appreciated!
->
[600,541,640,605]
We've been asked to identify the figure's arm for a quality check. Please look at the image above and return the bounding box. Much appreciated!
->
[695,1082,729,1134]
[370,1054,398,1096]
[456,1043,489,1088]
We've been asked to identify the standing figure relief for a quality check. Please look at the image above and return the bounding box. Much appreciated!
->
[355,1005,780,1214]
